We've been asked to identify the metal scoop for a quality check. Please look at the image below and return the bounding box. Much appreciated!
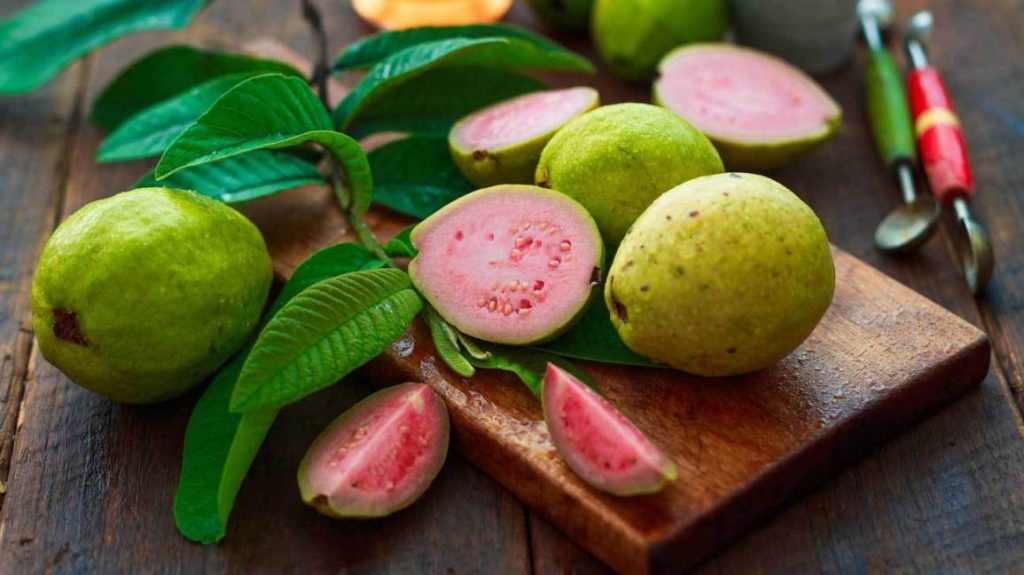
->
[905,11,994,294]
[857,0,940,253]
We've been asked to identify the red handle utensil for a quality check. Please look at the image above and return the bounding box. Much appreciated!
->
[908,67,974,207]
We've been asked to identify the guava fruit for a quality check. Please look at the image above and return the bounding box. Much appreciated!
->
[526,0,593,33]
[591,0,727,81]
[543,364,676,496]
[31,187,272,403]
[449,87,600,188]
[409,184,603,346]
[606,173,835,377]
[298,383,449,518]
[655,44,843,172]
[535,103,723,244]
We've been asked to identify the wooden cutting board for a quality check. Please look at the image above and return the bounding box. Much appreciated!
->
[237,185,990,574]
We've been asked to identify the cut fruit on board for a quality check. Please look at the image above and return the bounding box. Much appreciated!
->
[409,185,604,346]
[543,363,677,496]
[449,86,599,187]
[655,43,841,172]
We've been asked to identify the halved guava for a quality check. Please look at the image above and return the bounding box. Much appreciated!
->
[655,44,842,172]
[297,383,449,518]
[449,87,600,187]
[543,364,677,496]
[409,185,604,346]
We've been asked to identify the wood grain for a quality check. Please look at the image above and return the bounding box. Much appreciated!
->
[0,0,1023,573]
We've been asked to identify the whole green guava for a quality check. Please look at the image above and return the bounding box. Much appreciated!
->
[535,103,723,244]
[605,173,835,376]
[32,188,273,403]
[591,0,728,81]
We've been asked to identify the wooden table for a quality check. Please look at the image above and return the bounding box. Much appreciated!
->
[1,0,1023,572]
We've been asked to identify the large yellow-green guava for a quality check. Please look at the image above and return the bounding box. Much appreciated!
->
[31,188,273,403]
[605,173,835,376]
[591,0,727,81]
[535,103,723,244]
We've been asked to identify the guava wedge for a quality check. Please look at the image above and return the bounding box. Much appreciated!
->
[409,185,604,346]
[449,87,600,188]
[298,383,450,518]
[655,44,842,172]
[543,364,677,496]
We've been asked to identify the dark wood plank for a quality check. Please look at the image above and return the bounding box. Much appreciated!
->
[0,1,531,573]
[0,0,88,508]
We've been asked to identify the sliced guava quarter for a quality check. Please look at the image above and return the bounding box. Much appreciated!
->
[655,43,842,172]
[409,184,604,346]
[449,87,600,187]
[297,383,449,518]
[543,363,677,496]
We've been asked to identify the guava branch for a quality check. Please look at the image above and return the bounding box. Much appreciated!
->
[300,0,331,109]
[300,0,391,265]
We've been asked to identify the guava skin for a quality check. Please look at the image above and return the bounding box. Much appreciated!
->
[526,0,593,33]
[535,103,723,244]
[605,173,835,377]
[31,187,273,403]
[591,0,728,81]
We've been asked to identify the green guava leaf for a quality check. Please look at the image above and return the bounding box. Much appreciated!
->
[369,136,473,220]
[98,74,252,162]
[333,23,593,74]
[0,0,208,95]
[538,302,662,368]
[346,67,545,138]
[231,268,423,413]
[174,353,276,545]
[466,343,595,398]
[456,332,491,361]
[267,243,384,318]
[384,225,417,259]
[136,150,325,204]
[334,37,510,130]
[423,306,475,378]
[154,73,373,214]
[92,45,300,130]
[175,242,378,545]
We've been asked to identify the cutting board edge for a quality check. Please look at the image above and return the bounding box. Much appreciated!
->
[644,330,992,573]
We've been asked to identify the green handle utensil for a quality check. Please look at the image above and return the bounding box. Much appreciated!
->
[865,48,916,167]
[858,0,939,254]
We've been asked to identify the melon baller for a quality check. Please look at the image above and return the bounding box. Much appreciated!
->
[857,0,940,254]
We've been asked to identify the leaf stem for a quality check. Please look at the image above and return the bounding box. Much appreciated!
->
[302,0,392,267]
[300,0,331,109]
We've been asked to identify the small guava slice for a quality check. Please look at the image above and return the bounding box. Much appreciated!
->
[543,364,677,496]
[409,185,604,346]
[655,44,843,173]
[449,87,599,188]
[298,383,450,518]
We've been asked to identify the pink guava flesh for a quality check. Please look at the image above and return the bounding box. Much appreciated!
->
[543,364,677,496]
[656,45,840,143]
[409,185,603,345]
[450,87,599,153]
[298,383,449,518]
